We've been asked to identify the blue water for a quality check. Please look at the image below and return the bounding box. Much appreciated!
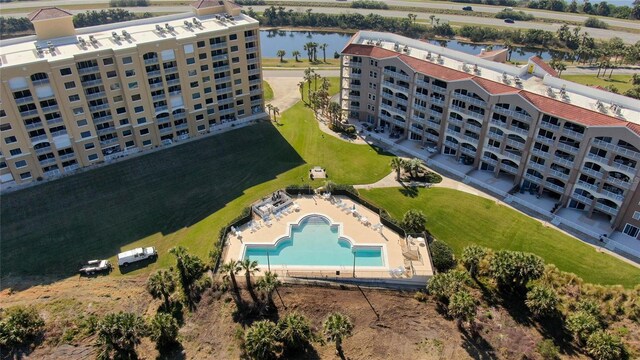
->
[259,30,566,62]
[243,215,384,267]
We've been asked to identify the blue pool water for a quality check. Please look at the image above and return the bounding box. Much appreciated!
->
[243,215,384,267]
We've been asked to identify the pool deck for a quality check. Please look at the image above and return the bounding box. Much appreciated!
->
[221,195,434,283]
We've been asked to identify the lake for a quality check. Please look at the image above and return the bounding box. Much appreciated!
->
[260,30,567,62]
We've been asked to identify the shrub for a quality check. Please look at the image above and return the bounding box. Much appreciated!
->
[495,9,535,21]
[584,17,608,29]
[586,330,626,360]
[402,209,427,234]
[244,320,281,360]
[430,240,456,273]
[96,312,148,360]
[149,313,179,350]
[526,284,559,319]
[423,171,443,184]
[277,312,317,352]
[566,310,602,344]
[0,306,45,350]
[351,0,388,9]
[461,245,487,278]
[448,290,477,328]
[536,339,560,360]
[427,270,471,303]
[489,250,545,292]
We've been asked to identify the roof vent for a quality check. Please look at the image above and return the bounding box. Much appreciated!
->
[122,30,130,39]
[462,63,470,72]
[47,41,55,52]
[155,24,164,33]
[501,72,509,83]
[366,39,373,45]
[403,45,410,53]
[436,54,443,64]
[514,76,522,87]
[184,20,193,29]
[112,31,121,41]
[375,40,382,46]
[35,44,44,56]
[165,23,174,32]
[89,35,97,44]
[473,64,480,74]
[546,87,556,98]
[192,18,201,26]
[78,36,86,47]
[393,42,400,51]
[426,51,432,60]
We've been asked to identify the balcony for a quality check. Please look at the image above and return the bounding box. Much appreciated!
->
[78,65,100,75]
[482,156,498,166]
[144,57,159,65]
[611,160,636,175]
[445,128,461,139]
[431,84,447,94]
[427,119,441,129]
[251,99,263,107]
[606,175,630,189]
[562,127,584,140]
[86,92,106,101]
[395,97,409,106]
[571,192,594,206]
[503,150,521,162]
[248,68,261,76]
[531,148,550,159]
[93,115,113,125]
[452,92,486,107]
[539,120,560,131]
[46,117,63,126]
[581,166,604,179]
[466,123,482,133]
[50,130,67,137]
[528,161,546,172]
[586,152,608,165]
[89,103,110,112]
[210,42,227,50]
[63,163,80,172]
[32,78,50,86]
[430,97,445,106]
[348,61,362,68]
[429,109,443,118]
[249,79,261,86]
[492,106,533,123]
[347,72,361,79]
[164,66,178,74]
[594,202,619,216]
[485,144,501,154]
[380,103,406,115]
[544,181,565,194]
[175,123,189,130]
[592,138,640,160]
[577,179,598,192]
[172,113,187,121]
[548,169,570,181]
[212,54,228,61]
[383,69,410,81]
[536,135,554,145]
[217,87,233,95]
[415,79,430,88]
[413,103,427,112]
[19,109,39,117]
[462,134,479,145]
[14,96,34,104]
[24,121,44,130]
[444,140,458,149]
[39,157,57,166]
[146,70,162,77]
[460,146,476,157]
[35,145,52,155]
[247,58,260,65]
[524,172,543,184]
[41,104,59,113]
[554,156,574,168]
[501,163,519,175]
[59,153,75,161]
[447,117,463,127]
[556,142,579,154]
[599,188,624,203]
[99,137,119,146]
[30,134,48,143]
[154,105,169,114]
[166,79,180,86]
[219,108,235,116]
[382,81,409,93]
[506,139,525,149]
[487,131,503,141]
[152,94,166,102]
[81,79,102,87]
[414,92,428,101]
[508,127,529,138]
[425,133,439,142]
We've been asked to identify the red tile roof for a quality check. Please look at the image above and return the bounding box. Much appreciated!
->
[27,7,73,22]
[191,0,223,9]
[530,56,558,77]
[341,43,636,131]
[471,77,519,95]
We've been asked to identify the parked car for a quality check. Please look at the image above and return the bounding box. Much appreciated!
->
[462,6,473,11]
[117,247,157,267]
[79,259,112,275]
[504,18,515,23]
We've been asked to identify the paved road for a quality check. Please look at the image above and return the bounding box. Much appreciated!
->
[2,0,638,31]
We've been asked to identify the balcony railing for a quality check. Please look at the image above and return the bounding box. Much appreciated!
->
[35,145,52,155]
[86,92,106,101]
[100,137,119,146]
[81,79,102,87]
[425,133,439,142]
[581,166,604,179]
[30,134,48,143]
[444,140,458,149]
[431,84,447,94]
[146,70,162,77]
[536,135,554,145]
[571,192,594,206]
[382,81,409,93]
[144,57,159,65]
[164,66,178,74]
[211,42,227,50]
[605,175,630,189]
[414,92,428,101]
[212,54,228,61]
[539,121,560,131]
[59,153,75,161]
[482,156,498,166]
[14,96,34,104]
[524,173,543,184]
[427,119,441,128]
[89,103,110,112]
[548,169,569,181]
[462,134,479,145]
[531,148,550,159]
[24,121,44,130]
[460,146,477,157]
[501,163,519,174]
[77,65,100,75]
[503,150,521,162]
[430,97,445,106]
[40,105,59,113]
[594,202,619,216]
[492,105,533,123]
[166,79,180,86]
[487,131,503,141]
[32,78,50,86]
[448,117,463,127]
[586,152,608,165]
[506,139,525,149]
[577,179,598,192]
[383,69,409,81]
[93,115,113,124]
[20,109,39,117]
[466,123,482,133]
[611,160,637,175]
[50,130,67,137]
[544,181,565,194]
[415,79,429,88]
[39,157,57,166]
[452,92,486,107]
[159,126,173,134]
[561,127,584,140]
[47,117,63,126]
[554,156,574,168]
[528,161,546,172]
[592,138,640,160]
[600,188,624,202]
[556,142,579,154]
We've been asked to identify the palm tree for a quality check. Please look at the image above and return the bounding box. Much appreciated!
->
[265,103,274,120]
[292,50,301,62]
[429,14,436,25]
[319,43,328,62]
[408,13,417,24]
[240,259,260,301]
[323,312,353,357]
[390,157,405,180]
[448,290,477,331]
[276,49,286,62]
[407,157,422,179]
[278,312,317,352]
[149,312,179,351]
[303,42,314,61]
[256,271,281,311]
[303,68,314,102]
[272,106,280,123]
[244,320,281,360]
[96,312,148,360]
[146,270,176,310]
[220,260,241,293]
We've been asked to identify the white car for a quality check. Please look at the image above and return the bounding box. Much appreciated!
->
[117,247,157,267]
[79,260,112,275]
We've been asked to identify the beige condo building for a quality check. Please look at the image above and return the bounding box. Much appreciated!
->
[341,31,640,249]
[0,1,264,188]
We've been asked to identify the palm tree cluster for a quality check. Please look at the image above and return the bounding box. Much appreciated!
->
[265,104,280,123]
[302,42,328,63]
[389,157,423,181]
[220,259,282,314]
[425,244,633,358]
[300,68,337,127]
[243,311,353,360]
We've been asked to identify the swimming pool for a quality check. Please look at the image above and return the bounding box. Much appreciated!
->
[243,215,384,267]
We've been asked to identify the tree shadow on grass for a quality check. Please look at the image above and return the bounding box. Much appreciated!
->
[398,184,419,198]
[460,329,497,360]
[1,122,305,291]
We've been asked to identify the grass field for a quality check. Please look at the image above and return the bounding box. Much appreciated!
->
[561,74,634,93]
[262,58,341,68]
[360,187,640,288]
[263,80,274,101]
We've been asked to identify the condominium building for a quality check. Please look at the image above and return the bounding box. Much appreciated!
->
[341,31,640,242]
[0,1,265,187]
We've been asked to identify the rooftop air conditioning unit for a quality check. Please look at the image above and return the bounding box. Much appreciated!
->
[193,18,201,26]
[156,24,164,32]
[89,35,97,43]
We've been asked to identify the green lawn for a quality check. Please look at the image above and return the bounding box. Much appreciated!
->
[263,80,274,102]
[262,57,341,68]
[561,74,634,94]
[0,98,391,280]
[360,187,640,288]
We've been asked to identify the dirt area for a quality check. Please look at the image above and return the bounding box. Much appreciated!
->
[5,273,625,360]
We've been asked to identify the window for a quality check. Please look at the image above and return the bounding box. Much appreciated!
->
[107,70,117,78]
[137,117,146,125]
[116,107,126,115]
[125,140,135,148]
[81,131,92,138]
[134,106,144,113]
[123,129,132,137]
[192,93,201,100]
[233,68,240,74]
[188,70,197,77]
[14,160,27,168]
[0,123,10,131]
[88,154,99,161]
[198,124,205,131]
[60,68,72,76]
[230,45,238,52]
[230,34,237,40]
[9,148,22,156]
[369,71,377,78]
[184,44,194,54]
[232,57,240,63]
[0,110,6,117]
[103,57,114,65]
[77,119,88,126]
[128,82,138,89]
[113,95,123,102]
[200,65,209,71]
[234,79,241,85]
[198,53,207,60]
[125,69,135,77]
[64,81,76,89]
[202,76,211,83]
[368,94,376,100]
[69,94,80,102]
[634,211,640,221]
[236,99,244,106]
[84,142,95,150]
[197,40,205,48]
[186,58,195,65]
[20,172,32,180]
[235,89,242,96]
[143,139,152,146]
[204,87,212,94]
[190,81,199,88]
[5,136,17,144]
[120,119,129,126]
[194,104,202,110]
[369,59,378,66]
[623,224,639,238]
[131,94,141,101]
[140,128,149,135]
[110,83,121,91]
[238,109,244,116]
[196,114,204,120]
[73,107,84,115]
[122,56,132,64]
[0,162,6,169]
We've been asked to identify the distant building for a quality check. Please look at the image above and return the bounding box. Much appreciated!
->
[0,1,265,187]
[340,31,640,240]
